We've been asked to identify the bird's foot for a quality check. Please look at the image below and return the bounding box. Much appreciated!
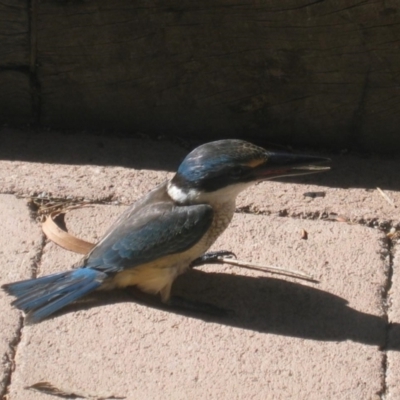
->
[168,296,233,317]
[190,250,236,268]
[125,288,233,317]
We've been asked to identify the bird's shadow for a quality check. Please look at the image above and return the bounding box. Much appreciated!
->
[58,268,400,351]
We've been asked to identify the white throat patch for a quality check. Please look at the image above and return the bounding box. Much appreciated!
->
[167,181,253,205]
[167,183,201,204]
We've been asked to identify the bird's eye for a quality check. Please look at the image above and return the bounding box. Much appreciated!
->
[229,166,244,179]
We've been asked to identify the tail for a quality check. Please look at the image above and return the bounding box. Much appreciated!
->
[2,268,106,323]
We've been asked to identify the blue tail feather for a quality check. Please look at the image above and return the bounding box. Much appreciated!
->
[2,269,106,322]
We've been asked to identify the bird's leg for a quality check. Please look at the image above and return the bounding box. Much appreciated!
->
[168,296,232,317]
[162,282,232,317]
[125,286,232,317]
[190,250,236,268]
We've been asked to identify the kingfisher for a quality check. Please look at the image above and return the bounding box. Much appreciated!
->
[3,139,329,322]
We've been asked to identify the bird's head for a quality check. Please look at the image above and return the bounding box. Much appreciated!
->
[168,140,330,204]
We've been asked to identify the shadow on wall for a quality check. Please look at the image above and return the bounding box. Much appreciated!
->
[1,129,399,191]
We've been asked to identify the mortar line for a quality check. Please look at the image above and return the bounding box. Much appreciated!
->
[378,235,395,400]
[0,315,23,400]
[1,232,46,400]
[235,206,398,232]
[17,190,399,233]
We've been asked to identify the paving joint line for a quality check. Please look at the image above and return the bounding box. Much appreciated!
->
[10,190,398,234]
[378,235,395,400]
[0,315,24,400]
[235,206,399,233]
[32,233,46,279]
[2,188,399,233]
[1,230,46,400]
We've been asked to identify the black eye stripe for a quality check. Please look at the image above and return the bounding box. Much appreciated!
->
[172,164,253,192]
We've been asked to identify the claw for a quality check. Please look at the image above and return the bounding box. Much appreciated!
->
[191,250,237,267]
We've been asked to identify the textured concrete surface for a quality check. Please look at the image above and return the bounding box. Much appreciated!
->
[0,129,399,399]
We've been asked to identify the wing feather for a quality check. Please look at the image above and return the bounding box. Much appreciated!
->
[84,202,213,273]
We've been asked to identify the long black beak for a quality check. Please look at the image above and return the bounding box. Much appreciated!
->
[254,151,330,180]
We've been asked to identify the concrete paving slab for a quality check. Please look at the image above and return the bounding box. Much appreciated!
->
[387,242,400,399]
[6,207,390,400]
[0,195,42,397]
[0,129,399,227]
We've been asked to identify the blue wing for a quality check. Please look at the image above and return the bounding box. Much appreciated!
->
[2,188,214,322]
[84,202,214,273]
